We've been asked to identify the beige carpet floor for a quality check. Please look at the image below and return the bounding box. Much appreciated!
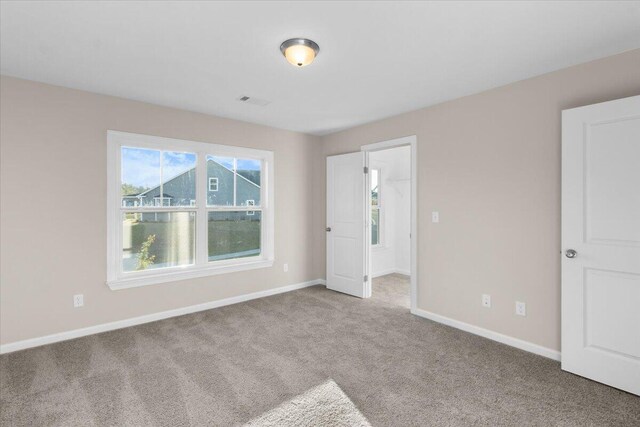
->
[244,379,371,426]
[1,284,639,426]
[371,273,410,308]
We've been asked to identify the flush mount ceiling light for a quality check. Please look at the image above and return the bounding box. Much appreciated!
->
[280,38,320,67]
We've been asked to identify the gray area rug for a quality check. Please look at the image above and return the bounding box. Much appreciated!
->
[245,379,371,427]
[1,284,639,426]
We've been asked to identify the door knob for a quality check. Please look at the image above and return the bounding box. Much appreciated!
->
[326,227,332,232]
[565,249,577,258]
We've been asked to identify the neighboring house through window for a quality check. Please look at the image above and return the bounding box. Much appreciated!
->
[154,195,172,207]
[108,131,274,290]
[246,199,255,216]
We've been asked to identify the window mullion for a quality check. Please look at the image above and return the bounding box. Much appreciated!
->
[233,158,237,207]
[196,152,208,265]
[159,151,164,207]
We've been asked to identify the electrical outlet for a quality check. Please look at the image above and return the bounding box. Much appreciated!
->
[482,294,491,308]
[73,294,84,308]
[283,263,289,272]
[431,211,440,223]
[516,301,526,316]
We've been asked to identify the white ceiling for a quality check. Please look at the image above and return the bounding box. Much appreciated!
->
[2,1,639,135]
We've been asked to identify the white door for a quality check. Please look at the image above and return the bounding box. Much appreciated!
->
[326,152,368,298]
[562,95,640,396]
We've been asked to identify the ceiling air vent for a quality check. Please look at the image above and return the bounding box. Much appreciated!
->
[237,95,271,107]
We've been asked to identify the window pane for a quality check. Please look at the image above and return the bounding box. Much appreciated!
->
[372,208,380,245]
[236,158,261,206]
[121,148,197,207]
[207,156,235,206]
[121,147,160,207]
[159,151,196,207]
[371,169,379,207]
[206,156,262,207]
[208,211,261,261]
[122,212,195,272]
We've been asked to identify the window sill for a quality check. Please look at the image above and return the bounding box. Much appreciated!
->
[107,259,274,291]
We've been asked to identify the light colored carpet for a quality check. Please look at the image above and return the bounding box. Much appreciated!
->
[1,285,639,426]
[245,379,371,427]
[371,273,410,308]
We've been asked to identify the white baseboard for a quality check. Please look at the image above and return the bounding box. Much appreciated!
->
[0,279,326,355]
[372,268,396,278]
[372,268,410,278]
[411,308,561,361]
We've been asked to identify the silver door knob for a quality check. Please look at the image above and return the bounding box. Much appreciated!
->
[565,249,577,258]
[326,227,332,232]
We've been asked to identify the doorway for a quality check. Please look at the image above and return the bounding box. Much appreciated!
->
[367,146,411,308]
[325,136,417,309]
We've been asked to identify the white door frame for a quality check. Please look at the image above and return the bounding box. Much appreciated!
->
[361,135,417,312]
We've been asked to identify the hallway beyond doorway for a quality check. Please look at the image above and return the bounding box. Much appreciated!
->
[371,273,410,308]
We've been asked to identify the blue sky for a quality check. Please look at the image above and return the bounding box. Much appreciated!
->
[122,148,260,189]
[208,156,261,172]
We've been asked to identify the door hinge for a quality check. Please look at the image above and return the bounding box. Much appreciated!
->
[364,275,369,282]
[364,166,369,174]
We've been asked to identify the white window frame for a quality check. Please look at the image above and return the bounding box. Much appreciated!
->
[371,168,382,247]
[106,130,274,290]
[208,177,218,192]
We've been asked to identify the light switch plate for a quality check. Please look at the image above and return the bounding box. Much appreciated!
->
[432,211,439,223]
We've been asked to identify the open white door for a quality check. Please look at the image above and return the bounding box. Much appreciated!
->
[562,95,640,395]
[326,152,368,298]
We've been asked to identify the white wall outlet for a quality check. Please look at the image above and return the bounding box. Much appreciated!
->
[482,294,491,308]
[73,294,84,308]
[283,263,289,272]
[516,301,526,316]
[431,211,439,223]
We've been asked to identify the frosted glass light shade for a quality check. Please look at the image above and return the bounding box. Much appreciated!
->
[280,38,320,67]
[285,44,316,67]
